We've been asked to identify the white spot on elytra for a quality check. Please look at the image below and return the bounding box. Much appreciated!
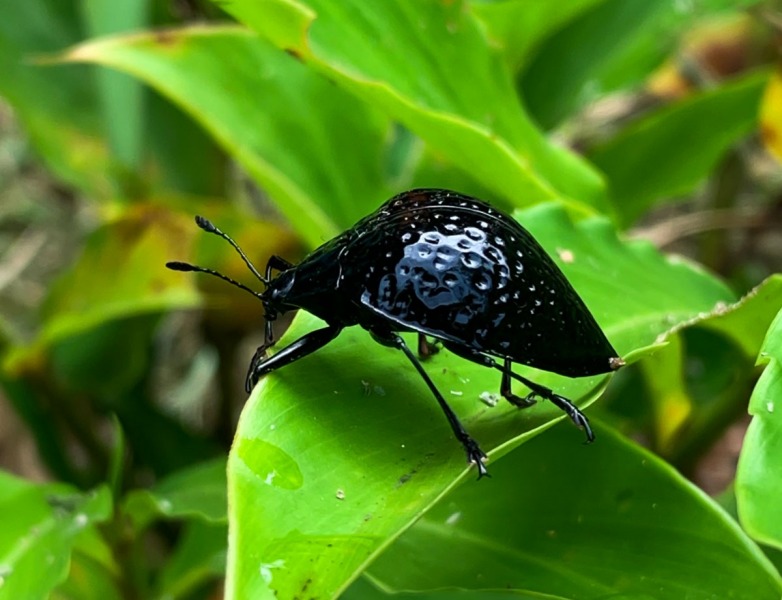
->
[446,512,461,525]
[767,402,775,413]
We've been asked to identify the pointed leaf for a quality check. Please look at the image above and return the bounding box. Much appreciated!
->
[588,71,768,225]
[0,474,112,600]
[367,422,782,599]
[59,26,391,245]
[217,0,607,212]
[737,307,782,550]
[225,203,736,598]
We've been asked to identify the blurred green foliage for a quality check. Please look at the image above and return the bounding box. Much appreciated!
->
[1,0,781,598]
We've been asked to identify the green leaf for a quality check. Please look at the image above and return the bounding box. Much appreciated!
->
[52,528,122,600]
[0,0,115,197]
[737,307,782,550]
[59,25,391,245]
[519,0,760,129]
[519,0,665,129]
[0,473,112,600]
[473,0,605,72]
[588,70,768,226]
[82,0,148,169]
[217,0,607,212]
[515,204,734,358]
[365,422,782,599]
[225,203,735,599]
[123,458,227,530]
[637,276,782,459]
[157,521,228,600]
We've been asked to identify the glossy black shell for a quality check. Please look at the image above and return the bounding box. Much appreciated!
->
[267,189,619,377]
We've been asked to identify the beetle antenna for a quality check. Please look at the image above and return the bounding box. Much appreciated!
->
[166,261,264,301]
[194,216,268,285]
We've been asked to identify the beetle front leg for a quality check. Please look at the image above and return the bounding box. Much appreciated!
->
[245,324,342,393]
[442,343,594,443]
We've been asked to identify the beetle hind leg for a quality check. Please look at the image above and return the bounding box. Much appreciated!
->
[443,343,594,443]
[417,334,440,359]
[501,357,536,409]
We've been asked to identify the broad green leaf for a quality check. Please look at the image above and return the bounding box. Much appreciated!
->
[638,276,782,458]
[82,0,148,169]
[365,422,782,600]
[737,307,782,550]
[157,521,228,600]
[0,473,112,600]
[516,204,734,357]
[60,25,391,245]
[588,70,767,226]
[473,0,605,72]
[519,0,665,129]
[217,0,607,212]
[345,576,544,600]
[123,458,227,530]
[519,0,760,129]
[0,0,115,197]
[225,203,735,599]
[760,67,782,164]
[52,528,121,600]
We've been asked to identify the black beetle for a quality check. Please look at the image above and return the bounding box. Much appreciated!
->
[168,188,623,477]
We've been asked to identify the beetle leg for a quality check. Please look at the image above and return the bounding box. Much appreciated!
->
[417,334,440,359]
[245,324,342,393]
[372,331,489,478]
[442,343,594,444]
[501,357,536,408]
